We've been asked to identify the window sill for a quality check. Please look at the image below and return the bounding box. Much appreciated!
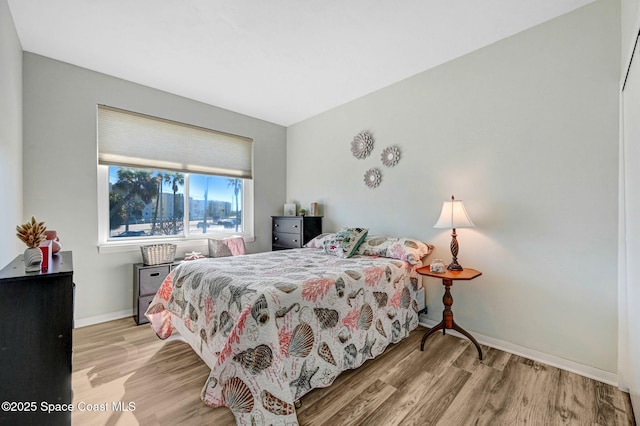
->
[97,235,255,254]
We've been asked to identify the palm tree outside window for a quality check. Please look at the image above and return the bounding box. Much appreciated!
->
[108,166,243,239]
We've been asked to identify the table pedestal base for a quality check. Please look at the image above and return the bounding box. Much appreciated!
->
[420,278,483,360]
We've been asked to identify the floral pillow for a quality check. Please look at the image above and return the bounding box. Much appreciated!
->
[208,239,233,258]
[356,235,433,264]
[323,227,369,258]
[304,232,336,249]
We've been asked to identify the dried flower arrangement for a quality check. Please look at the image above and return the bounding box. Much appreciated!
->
[16,216,47,248]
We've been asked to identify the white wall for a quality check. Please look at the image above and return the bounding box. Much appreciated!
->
[622,0,640,68]
[287,0,620,373]
[620,0,640,417]
[22,53,286,324]
[620,45,640,420]
[0,0,23,267]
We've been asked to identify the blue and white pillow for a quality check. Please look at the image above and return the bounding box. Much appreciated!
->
[323,227,368,258]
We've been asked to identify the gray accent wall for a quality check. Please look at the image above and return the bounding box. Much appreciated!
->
[22,53,286,322]
[286,0,620,373]
[0,0,23,266]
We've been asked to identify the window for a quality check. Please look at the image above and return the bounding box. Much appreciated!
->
[108,166,246,239]
[97,105,253,248]
[188,174,244,235]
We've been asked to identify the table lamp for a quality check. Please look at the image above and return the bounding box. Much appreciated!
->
[433,195,475,271]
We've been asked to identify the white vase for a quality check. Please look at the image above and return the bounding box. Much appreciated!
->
[24,247,42,272]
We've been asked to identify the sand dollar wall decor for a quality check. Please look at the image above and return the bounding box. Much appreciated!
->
[381,146,400,167]
[350,131,403,188]
[351,132,374,159]
[364,168,381,188]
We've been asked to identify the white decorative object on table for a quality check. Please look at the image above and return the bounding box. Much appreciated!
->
[284,203,297,216]
[184,251,205,261]
[430,258,446,273]
[24,247,43,272]
[351,131,374,159]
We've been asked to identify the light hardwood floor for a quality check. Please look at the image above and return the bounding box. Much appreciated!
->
[72,318,635,425]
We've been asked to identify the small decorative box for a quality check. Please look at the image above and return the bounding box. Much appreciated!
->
[430,258,446,273]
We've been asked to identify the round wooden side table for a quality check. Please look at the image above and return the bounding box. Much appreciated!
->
[417,265,483,360]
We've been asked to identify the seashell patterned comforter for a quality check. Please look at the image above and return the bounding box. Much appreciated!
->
[145,248,422,425]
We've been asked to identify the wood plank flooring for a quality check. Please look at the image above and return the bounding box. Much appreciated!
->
[72,318,635,425]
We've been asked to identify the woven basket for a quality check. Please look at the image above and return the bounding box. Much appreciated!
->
[141,243,177,265]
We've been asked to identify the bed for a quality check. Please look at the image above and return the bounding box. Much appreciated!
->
[145,233,432,425]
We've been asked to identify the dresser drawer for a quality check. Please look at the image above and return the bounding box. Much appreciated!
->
[273,231,303,249]
[273,217,302,234]
[271,216,322,251]
[136,295,155,325]
[139,264,171,295]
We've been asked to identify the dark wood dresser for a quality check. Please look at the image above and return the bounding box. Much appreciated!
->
[0,251,73,426]
[272,216,322,250]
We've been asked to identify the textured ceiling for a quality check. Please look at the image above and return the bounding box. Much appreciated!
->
[7,0,594,126]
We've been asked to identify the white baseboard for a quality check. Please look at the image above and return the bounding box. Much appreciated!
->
[74,309,133,328]
[418,317,618,387]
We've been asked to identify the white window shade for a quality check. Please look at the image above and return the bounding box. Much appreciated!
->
[98,105,253,179]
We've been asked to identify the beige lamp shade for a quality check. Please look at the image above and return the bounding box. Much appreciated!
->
[433,197,475,229]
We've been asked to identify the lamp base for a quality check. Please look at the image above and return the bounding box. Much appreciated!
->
[448,228,464,271]
[447,262,463,271]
